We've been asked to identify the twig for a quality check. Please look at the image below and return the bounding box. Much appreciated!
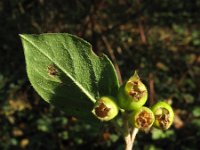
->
[125,134,132,150]
[125,127,139,150]
[123,113,139,150]
[138,20,147,44]
[123,114,132,150]
[101,36,122,85]
[136,0,147,45]
[149,73,155,106]
[131,128,139,146]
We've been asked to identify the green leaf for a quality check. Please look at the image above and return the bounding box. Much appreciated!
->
[20,33,119,122]
[151,128,174,140]
[192,107,200,117]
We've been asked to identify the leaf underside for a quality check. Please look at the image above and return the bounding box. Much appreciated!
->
[20,33,119,122]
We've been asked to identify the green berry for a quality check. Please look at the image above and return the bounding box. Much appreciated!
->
[151,101,174,130]
[92,96,119,121]
[129,107,155,130]
[118,71,148,110]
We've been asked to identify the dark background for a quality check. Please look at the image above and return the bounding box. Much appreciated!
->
[0,0,200,149]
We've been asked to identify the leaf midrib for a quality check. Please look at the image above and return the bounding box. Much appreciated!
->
[21,35,96,103]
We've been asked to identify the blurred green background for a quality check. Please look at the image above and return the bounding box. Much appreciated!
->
[0,0,199,149]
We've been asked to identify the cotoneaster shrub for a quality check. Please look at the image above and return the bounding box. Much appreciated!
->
[20,33,174,150]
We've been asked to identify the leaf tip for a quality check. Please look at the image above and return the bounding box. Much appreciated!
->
[19,34,25,39]
[19,34,33,41]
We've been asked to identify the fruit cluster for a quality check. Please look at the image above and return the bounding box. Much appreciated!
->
[92,71,174,131]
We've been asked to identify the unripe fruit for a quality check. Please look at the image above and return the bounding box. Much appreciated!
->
[151,101,174,130]
[92,96,119,121]
[129,107,155,130]
[118,71,148,110]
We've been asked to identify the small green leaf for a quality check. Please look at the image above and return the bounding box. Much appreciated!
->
[151,128,174,140]
[192,107,200,117]
[20,33,119,122]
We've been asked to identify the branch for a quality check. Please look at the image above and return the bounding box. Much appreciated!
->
[123,113,139,150]
[101,36,122,85]
[131,128,139,146]
[148,73,155,106]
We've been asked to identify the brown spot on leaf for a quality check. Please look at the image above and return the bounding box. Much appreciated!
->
[47,64,58,76]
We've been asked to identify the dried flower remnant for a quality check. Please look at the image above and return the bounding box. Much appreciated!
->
[136,111,153,129]
[151,101,174,130]
[154,108,170,129]
[129,107,155,130]
[128,81,147,101]
[95,102,111,118]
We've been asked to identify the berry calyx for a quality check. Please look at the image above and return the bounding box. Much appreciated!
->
[118,71,148,110]
[92,96,119,121]
[151,101,174,130]
[129,107,155,130]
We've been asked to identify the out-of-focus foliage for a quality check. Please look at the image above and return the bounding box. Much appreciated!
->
[0,0,199,149]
